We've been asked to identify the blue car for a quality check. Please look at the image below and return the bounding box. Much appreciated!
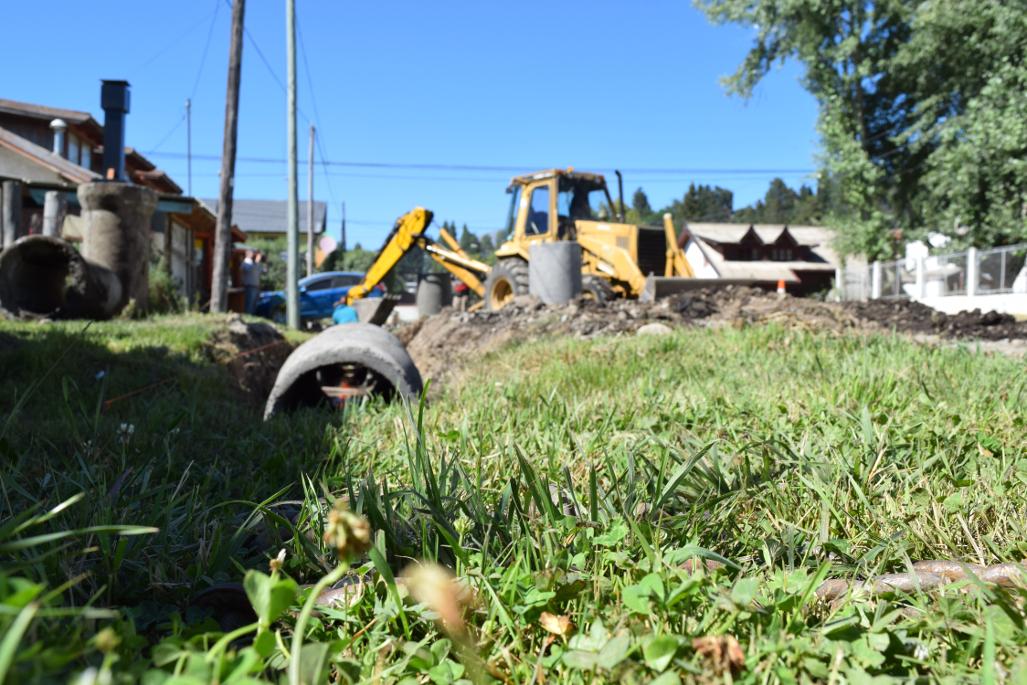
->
[254,271,384,324]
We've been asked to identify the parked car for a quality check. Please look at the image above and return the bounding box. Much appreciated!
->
[254,271,383,324]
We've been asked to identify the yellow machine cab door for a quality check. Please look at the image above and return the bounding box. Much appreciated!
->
[517,179,556,247]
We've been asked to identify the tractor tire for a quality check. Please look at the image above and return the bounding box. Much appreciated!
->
[581,275,614,304]
[264,323,422,419]
[484,258,529,311]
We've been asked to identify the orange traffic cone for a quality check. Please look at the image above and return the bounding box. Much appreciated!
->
[776,279,786,295]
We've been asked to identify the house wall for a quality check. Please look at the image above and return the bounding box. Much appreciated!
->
[684,239,719,278]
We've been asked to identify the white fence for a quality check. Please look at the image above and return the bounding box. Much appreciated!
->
[839,243,1027,315]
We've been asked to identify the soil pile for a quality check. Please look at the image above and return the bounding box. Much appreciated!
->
[205,315,293,400]
[396,287,1026,387]
[845,299,1027,340]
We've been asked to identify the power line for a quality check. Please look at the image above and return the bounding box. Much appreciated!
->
[189,0,222,101]
[296,14,339,207]
[144,151,815,175]
[223,0,313,125]
[139,6,220,68]
[147,114,187,154]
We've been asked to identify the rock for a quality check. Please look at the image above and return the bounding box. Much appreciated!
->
[637,322,673,336]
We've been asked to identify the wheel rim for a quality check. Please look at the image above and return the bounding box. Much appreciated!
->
[489,277,514,310]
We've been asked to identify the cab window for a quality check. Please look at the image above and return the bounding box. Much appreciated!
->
[525,186,550,235]
[504,186,521,238]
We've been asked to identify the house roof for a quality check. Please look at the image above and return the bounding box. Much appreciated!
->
[0,98,104,140]
[0,126,100,185]
[686,222,840,267]
[0,98,95,125]
[201,198,327,235]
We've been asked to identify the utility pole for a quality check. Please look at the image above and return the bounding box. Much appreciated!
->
[340,201,347,264]
[285,0,300,328]
[306,124,315,277]
[185,98,192,196]
[211,0,245,313]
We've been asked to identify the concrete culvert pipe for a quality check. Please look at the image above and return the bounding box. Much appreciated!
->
[416,273,452,318]
[264,323,423,419]
[0,235,122,320]
[78,182,158,311]
[529,241,582,305]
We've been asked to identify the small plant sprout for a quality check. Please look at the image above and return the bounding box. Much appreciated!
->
[323,498,371,562]
[269,548,286,574]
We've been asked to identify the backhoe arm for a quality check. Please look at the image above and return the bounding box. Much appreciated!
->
[345,207,491,305]
[345,207,433,305]
[423,243,489,297]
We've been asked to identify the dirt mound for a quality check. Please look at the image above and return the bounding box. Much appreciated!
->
[845,299,1027,340]
[396,287,1025,389]
[205,315,293,401]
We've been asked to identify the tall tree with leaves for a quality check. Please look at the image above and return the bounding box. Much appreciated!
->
[697,0,1027,254]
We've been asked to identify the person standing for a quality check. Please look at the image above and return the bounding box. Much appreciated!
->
[241,250,261,314]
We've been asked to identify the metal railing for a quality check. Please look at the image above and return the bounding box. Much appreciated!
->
[931,251,968,296]
[839,241,1027,301]
[878,259,916,299]
[976,244,1027,294]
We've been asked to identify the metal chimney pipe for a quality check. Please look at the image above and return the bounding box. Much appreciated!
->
[49,119,67,156]
[100,80,130,181]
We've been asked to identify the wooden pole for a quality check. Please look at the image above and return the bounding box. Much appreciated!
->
[306,124,315,277]
[285,0,300,328]
[2,180,21,247]
[211,0,245,313]
[42,190,66,237]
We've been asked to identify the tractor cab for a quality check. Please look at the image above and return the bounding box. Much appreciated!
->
[500,169,617,248]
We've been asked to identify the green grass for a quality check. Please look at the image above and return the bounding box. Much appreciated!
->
[1,316,1026,683]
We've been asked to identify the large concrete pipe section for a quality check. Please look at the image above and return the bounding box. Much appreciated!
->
[78,182,158,312]
[264,323,423,418]
[529,241,582,305]
[416,273,452,318]
[0,235,122,319]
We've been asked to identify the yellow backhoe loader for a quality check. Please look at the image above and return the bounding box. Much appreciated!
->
[345,168,747,314]
[482,168,744,310]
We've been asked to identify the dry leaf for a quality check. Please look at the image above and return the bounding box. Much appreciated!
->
[539,611,574,638]
[692,634,745,673]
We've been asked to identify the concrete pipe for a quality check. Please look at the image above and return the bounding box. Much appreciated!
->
[416,273,452,318]
[264,323,423,419]
[0,235,122,320]
[529,241,582,305]
[78,182,158,311]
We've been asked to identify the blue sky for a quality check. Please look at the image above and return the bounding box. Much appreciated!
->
[2,1,819,247]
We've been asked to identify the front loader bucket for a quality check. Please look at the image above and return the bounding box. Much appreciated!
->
[640,275,762,302]
[352,294,400,325]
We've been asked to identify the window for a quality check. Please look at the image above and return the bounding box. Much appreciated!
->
[525,187,550,235]
[332,275,361,287]
[557,179,614,221]
[68,135,81,165]
[504,186,521,238]
[304,277,334,291]
[81,145,91,170]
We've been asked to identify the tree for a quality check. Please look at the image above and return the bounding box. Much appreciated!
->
[479,232,495,258]
[697,0,1027,254]
[663,183,734,225]
[458,223,478,254]
[632,188,651,215]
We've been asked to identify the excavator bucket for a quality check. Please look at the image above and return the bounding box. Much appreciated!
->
[640,275,762,302]
[352,294,401,325]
